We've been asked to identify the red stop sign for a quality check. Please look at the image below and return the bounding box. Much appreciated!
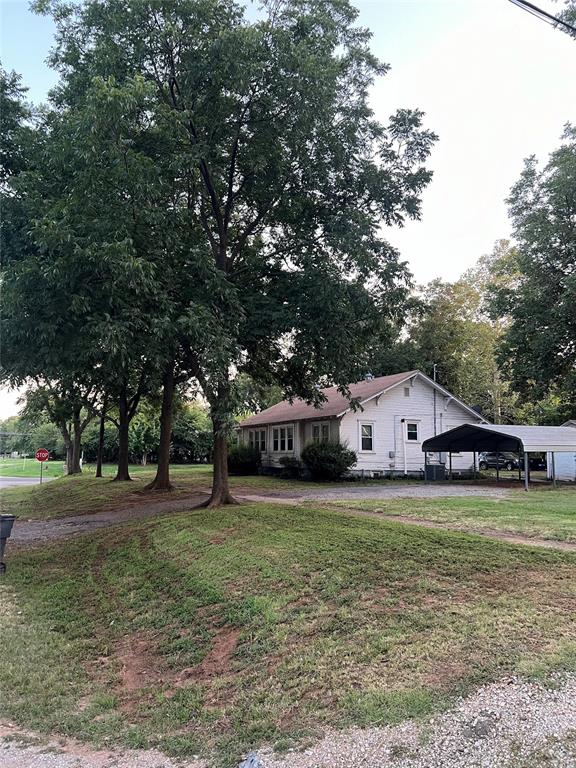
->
[35,448,50,462]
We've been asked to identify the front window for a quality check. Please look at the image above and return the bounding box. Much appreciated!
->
[361,423,373,451]
[312,422,330,443]
[248,429,266,452]
[406,422,419,441]
[272,425,294,452]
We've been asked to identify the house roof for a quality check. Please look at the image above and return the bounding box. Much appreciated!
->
[239,371,418,427]
[422,423,576,454]
[238,370,484,428]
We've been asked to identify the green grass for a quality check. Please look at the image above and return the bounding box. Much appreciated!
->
[0,467,322,520]
[0,458,212,479]
[2,503,576,766]
[335,487,576,543]
[0,457,65,477]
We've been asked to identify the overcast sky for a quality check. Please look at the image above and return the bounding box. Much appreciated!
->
[1,0,575,417]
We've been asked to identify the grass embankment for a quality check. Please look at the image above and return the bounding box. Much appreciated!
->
[0,466,315,520]
[2,503,576,766]
[337,488,576,543]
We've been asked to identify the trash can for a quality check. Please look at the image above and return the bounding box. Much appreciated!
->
[0,515,15,539]
[0,514,16,575]
[425,464,446,481]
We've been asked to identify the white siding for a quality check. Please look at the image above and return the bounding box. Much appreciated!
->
[549,423,576,482]
[338,377,482,475]
[549,452,576,481]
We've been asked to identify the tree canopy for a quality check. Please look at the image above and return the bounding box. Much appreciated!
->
[491,125,576,419]
[3,0,437,503]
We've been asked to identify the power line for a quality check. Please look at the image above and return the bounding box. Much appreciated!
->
[508,0,576,36]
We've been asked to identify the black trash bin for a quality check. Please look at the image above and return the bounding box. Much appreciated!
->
[0,515,15,539]
[0,514,16,574]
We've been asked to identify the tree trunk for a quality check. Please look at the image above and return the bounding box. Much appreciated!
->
[201,383,238,507]
[69,409,83,474]
[65,439,74,475]
[114,391,132,481]
[145,361,175,491]
[95,396,107,478]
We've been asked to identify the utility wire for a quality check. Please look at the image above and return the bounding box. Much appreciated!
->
[508,0,576,35]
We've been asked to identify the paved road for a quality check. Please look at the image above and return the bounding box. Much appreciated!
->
[0,476,57,489]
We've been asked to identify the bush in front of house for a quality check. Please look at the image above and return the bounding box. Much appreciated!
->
[278,456,303,479]
[301,440,357,481]
[228,444,261,475]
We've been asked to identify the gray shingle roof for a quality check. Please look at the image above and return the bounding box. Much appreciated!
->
[239,371,419,427]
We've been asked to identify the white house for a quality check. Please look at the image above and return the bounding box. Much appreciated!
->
[548,420,576,482]
[238,370,487,477]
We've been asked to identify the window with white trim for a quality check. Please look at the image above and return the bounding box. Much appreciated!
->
[248,429,266,452]
[312,422,330,443]
[272,425,294,452]
[406,422,419,441]
[360,423,373,451]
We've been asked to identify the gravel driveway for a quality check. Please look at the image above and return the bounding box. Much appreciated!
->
[2,675,575,767]
[258,674,576,768]
[263,483,510,502]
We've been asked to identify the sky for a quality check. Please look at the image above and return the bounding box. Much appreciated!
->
[1,0,575,418]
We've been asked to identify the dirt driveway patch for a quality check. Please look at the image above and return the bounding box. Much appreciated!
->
[9,494,209,545]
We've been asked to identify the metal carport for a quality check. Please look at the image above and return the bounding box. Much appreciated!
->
[422,424,576,490]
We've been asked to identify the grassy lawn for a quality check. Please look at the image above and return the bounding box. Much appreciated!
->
[0,467,318,520]
[336,487,576,543]
[2,503,576,766]
[0,458,213,479]
[0,457,65,477]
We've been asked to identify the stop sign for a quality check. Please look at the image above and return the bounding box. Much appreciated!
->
[35,448,50,462]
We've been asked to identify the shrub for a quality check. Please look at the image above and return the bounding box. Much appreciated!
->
[228,444,261,475]
[278,456,303,479]
[301,440,357,481]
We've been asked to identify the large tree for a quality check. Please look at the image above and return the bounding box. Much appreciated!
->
[368,240,522,422]
[493,126,576,414]
[34,0,436,505]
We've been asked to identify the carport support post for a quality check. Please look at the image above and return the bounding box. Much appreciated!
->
[551,452,557,487]
[449,451,452,481]
[524,452,529,491]
[473,450,477,481]
[424,451,429,484]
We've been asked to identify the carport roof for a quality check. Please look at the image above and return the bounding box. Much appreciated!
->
[422,424,576,454]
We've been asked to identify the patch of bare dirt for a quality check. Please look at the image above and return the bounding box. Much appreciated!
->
[422,659,471,689]
[115,633,162,695]
[208,527,237,545]
[178,626,241,684]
